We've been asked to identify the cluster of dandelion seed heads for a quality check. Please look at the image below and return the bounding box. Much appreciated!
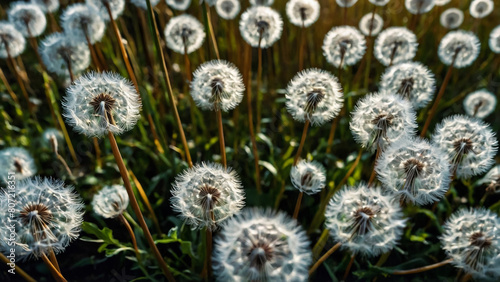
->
[61,3,105,44]
[441,208,500,280]
[0,22,26,58]
[170,163,245,230]
[92,185,129,219]
[166,0,192,11]
[31,0,60,13]
[239,6,283,48]
[440,8,464,29]
[130,0,160,10]
[405,0,435,15]
[323,26,366,67]
[489,25,500,53]
[85,0,124,21]
[39,32,91,77]
[0,147,36,183]
[432,115,498,179]
[250,0,274,6]
[376,138,451,205]
[359,13,384,36]
[286,0,320,28]
[164,14,206,54]
[0,177,84,261]
[380,62,435,109]
[336,0,359,8]
[8,2,46,38]
[290,160,326,195]
[438,30,480,68]
[463,89,496,119]
[215,0,240,20]
[350,92,417,152]
[470,0,494,19]
[369,0,390,6]
[191,60,244,112]
[63,71,142,137]
[374,27,418,66]
[285,68,343,126]
[325,184,406,257]
[213,208,311,282]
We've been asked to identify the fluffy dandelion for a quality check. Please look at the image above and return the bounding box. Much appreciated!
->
[8,2,46,38]
[249,0,274,6]
[374,27,418,66]
[336,0,359,7]
[290,160,326,195]
[215,0,241,20]
[470,0,494,19]
[438,30,480,68]
[31,0,60,13]
[479,165,500,193]
[166,0,192,11]
[42,128,63,150]
[213,208,312,281]
[39,32,91,78]
[380,62,435,109]
[164,14,206,54]
[359,12,384,37]
[239,6,283,48]
[286,0,320,28]
[130,0,160,10]
[440,8,464,29]
[350,92,417,152]
[0,177,84,260]
[62,71,142,137]
[325,184,406,256]
[376,137,451,205]
[285,69,343,126]
[489,25,500,53]
[441,208,500,280]
[463,89,496,119]
[170,162,245,230]
[61,4,106,44]
[85,0,125,21]
[405,0,435,15]
[432,115,498,179]
[435,0,450,5]
[92,185,129,219]
[0,22,26,58]
[323,26,366,68]
[0,148,36,183]
[369,0,390,6]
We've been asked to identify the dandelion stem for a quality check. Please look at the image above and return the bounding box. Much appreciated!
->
[119,213,141,262]
[41,253,67,282]
[326,54,345,154]
[343,6,347,25]
[0,253,36,282]
[83,29,102,72]
[368,145,381,187]
[0,66,21,114]
[293,191,304,219]
[7,53,30,105]
[309,242,342,275]
[256,43,263,133]
[205,3,220,60]
[129,169,163,235]
[298,26,306,71]
[48,248,61,272]
[392,258,453,275]
[293,120,310,166]
[55,152,74,179]
[205,227,213,280]
[343,254,356,280]
[312,228,330,259]
[216,109,227,169]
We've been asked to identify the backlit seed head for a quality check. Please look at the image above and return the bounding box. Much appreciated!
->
[374,27,418,66]
[470,0,494,19]
[215,0,240,20]
[489,25,500,53]
[0,21,26,59]
[92,185,129,219]
[336,0,359,8]
[438,30,480,68]
[61,3,106,44]
[286,0,320,28]
[359,12,384,36]
[0,147,37,183]
[435,0,450,6]
[440,8,464,29]
[405,0,435,15]
[166,0,192,11]
[239,6,283,48]
[42,128,63,152]
[290,160,326,195]
[8,2,46,38]
[130,0,160,10]
[369,0,390,6]
[164,14,206,54]
[249,0,274,6]
[31,0,60,13]
[85,0,125,21]
[323,26,366,67]
[479,165,500,194]
[463,89,496,119]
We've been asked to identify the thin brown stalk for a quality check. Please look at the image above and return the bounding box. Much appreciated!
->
[0,66,19,105]
[0,253,36,282]
[216,110,227,169]
[48,248,61,272]
[392,258,453,275]
[309,242,342,275]
[298,26,306,71]
[293,191,304,219]
[55,153,74,179]
[41,253,67,282]
[129,169,163,235]
[293,120,310,165]
[205,3,220,60]
[118,213,141,261]
[343,6,347,25]
[256,44,263,133]
[368,145,381,187]
[326,55,345,154]
[93,137,102,168]
[343,254,356,280]
[83,30,102,72]
[7,53,30,103]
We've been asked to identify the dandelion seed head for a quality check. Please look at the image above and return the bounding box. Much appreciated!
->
[285,68,343,126]
[239,6,283,48]
[405,0,435,15]
[249,0,274,6]
[166,0,192,11]
[440,8,464,29]
[432,115,498,179]
[438,30,480,68]
[42,128,63,151]
[61,4,105,44]
[85,0,125,21]
[325,184,406,257]
[336,0,359,8]
[31,0,60,13]
[215,0,240,20]
[470,0,494,19]
[130,0,160,10]
[0,22,26,59]
[478,165,500,194]
[323,26,366,67]
[489,25,500,53]
[39,32,90,77]
[369,0,390,6]
[374,27,418,66]
[164,14,206,54]
[92,185,129,219]
[0,148,36,183]
[290,160,326,195]
[286,0,320,28]
[213,208,312,281]
[8,2,46,38]
[435,0,450,6]
[463,89,496,119]
[359,13,384,36]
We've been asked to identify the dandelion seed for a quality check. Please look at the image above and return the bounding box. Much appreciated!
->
[359,13,384,37]
[249,0,274,6]
[470,0,494,19]
[405,0,435,15]
[432,115,498,179]
[489,25,500,53]
[0,21,26,59]
[166,0,192,11]
[62,71,142,137]
[441,208,500,280]
[323,26,366,67]
[130,0,160,10]
[325,184,406,256]
[290,160,326,195]
[213,208,312,281]
[0,148,37,183]
[86,0,125,21]
[438,30,480,68]
[285,68,343,126]
[239,6,283,48]
[0,177,84,260]
[369,0,390,6]
[170,162,245,230]
[164,14,206,54]
[380,62,435,109]
[479,165,500,193]
[31,0,60,13]
[92,185,129,219]
[336,0,359,7]
[61,4,105,44]
[215,0,240,20]
[350,92,417,152]
[376,137,451,205]
[42,128,63,150]
[440,8,464,29]
[435,0,450,6]
[286,0,320,28]
[463,89,496,119]
[374,27,418,66]
[8,2,46,38]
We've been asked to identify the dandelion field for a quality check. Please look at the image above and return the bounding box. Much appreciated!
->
[0,0,499,281]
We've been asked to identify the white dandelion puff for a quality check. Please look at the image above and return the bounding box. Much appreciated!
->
[213,208,312,282]
[42,128,63,151]
[0,148,37,183]
[489,25,500,53]
[463,89,496,119]
[438,30,480,68]
[0,177,84,261]
[62,71,142,137]
[31,0,60,13]
[470,0,494,19]
[405,0,435,15]
[0,22,26,59]
[376,137,451,205]
[336,0,359,8]
[441,208,500,280]
[380,61,435,109]
[92,185,129,219]
[286,0,320,28]
[170,162,245,230]
[8,2,46,38]
[374,27,418,66]
[166,0,192,11]
[249,0,274,6]
[325,184,406,257]
[290,160,326,195]
[130,0,160,10]
[239,6,283,48]
[478,165,500,193]
[359,12,384,37]
[432,115,498,179]
[440,8,464,29]
[435,0,450,6]
[323,26,366,67]
[164,14,206,54]
[350,92,418,152]
[61,4,106,44]
[39,32,90,77]
[285,68,343,126]
[215,0,240,20]
[191,60,245,112]
[85,0,125,21]
[369,0,390,6]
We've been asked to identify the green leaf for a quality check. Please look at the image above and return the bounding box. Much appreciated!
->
[81,222,120,246]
